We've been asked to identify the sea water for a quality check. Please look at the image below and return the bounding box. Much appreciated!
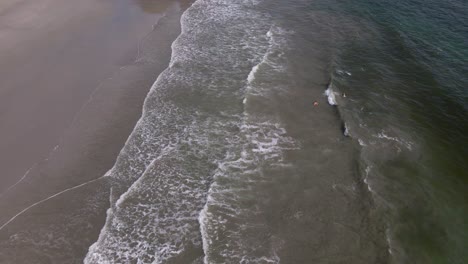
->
[85,0,468,263]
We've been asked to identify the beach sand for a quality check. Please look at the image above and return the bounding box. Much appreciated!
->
[0,0,188,262]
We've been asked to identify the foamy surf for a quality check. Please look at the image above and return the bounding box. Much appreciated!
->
[199,25,299,264]
[85,0,272,262]
[325,86,338,106]
[85,0,392,262]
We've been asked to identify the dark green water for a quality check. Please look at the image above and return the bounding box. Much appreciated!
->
[300,0,468,263]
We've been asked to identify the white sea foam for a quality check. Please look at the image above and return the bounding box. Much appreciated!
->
[375,131,413,150]
[363,166,374,193]
[358,138,367,146]
[246,29,273,85]
[266,29,272,37]
[200,120,296,263]
[86,0,274,262]
[343,122,350,136]
[386,228,395,255]
[247,65,260,83]
[200,24,295,264]
[336,69,352,76]
[325,86,338,106]
[85,4,200,262]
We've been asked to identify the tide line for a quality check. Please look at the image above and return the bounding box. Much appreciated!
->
[0,176,107,232]
[0,163,37,199]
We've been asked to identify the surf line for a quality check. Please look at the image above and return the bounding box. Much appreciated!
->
[0,176,107,232]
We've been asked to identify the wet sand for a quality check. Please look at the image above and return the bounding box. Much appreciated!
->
[0,0,188,262]
[0,0,164,192]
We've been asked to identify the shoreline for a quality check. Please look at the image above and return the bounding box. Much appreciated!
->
[0,2,188,262]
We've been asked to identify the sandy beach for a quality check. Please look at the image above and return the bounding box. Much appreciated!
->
[2,0,463,263]
[0,0,166,192]
[0,0,187,262]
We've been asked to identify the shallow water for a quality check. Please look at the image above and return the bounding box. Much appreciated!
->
[86,0,388,263]
[1,0,466,263]
[86,0,467,263]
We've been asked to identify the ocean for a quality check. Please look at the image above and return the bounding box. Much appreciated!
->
[1,0,465,263]
[83,0,467,263]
